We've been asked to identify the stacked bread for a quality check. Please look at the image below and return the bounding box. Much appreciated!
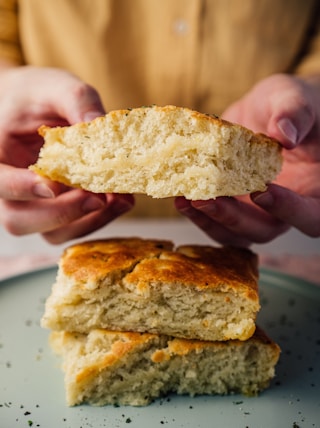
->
[35,105,282,406]
[41,238,280,406]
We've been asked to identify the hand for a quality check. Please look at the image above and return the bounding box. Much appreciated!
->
[176,73,320,246]
[0,65,134,244]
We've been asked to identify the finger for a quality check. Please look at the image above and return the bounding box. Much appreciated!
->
[222,75,316,149]
[44,70,106,124]
[192,197,289,243]
[0,68,105,133]
[175,197,252,247]
[42,209,113,244]
[266,78,315,148]
[175,196,289,246]
[0,191,134,239]
[251,183,320,237]
[42,194,135,244]
[0,189,105,235]
[0,164,61,200]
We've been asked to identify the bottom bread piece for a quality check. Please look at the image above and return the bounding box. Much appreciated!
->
[50,327,280,407]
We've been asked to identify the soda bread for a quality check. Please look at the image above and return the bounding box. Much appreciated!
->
[30,105,282,200]
[49,327,281,406]
[41,238,260,341]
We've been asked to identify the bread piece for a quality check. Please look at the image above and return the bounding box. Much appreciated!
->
[41,238,260,341]
[49,327,280,406]
[30,105,282,200]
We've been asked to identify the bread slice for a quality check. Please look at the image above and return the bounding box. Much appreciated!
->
[49,327,280,406]
[41,238,260,341]
[30,105,282,200]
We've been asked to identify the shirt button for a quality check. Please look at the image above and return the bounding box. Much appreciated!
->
[173,18,189,35]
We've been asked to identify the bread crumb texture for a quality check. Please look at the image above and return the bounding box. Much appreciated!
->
[31,105,282,199]
[49,327,280,406]
[41,238,260,341]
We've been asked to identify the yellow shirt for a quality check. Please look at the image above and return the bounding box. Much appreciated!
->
[1,0,320,216]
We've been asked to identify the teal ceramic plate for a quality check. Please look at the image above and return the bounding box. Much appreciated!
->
[0,267,319,428]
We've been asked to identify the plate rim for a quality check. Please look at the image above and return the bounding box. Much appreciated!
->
[260,267,320,300]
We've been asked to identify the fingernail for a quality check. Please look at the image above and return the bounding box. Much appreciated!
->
[252,191,274,208]
[83,111,104,122]
[33,182,55,198]
[277,118,298,145]
[82,196,105,213]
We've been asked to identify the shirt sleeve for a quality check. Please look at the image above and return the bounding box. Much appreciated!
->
[0,0,24,64]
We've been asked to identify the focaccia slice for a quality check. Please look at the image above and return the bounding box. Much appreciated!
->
[41,238,260,341]
[30,105,282,200]
[50,327,280,406]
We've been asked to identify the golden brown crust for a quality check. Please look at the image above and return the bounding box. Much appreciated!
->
[151,326,281,363]
[62,238,173,285]
[60,238,258,302]
[124,244,259,299]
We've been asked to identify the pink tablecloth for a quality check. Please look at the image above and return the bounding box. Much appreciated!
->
[0,254,58,280]
[0,253,319,286]
[259,253,320,285]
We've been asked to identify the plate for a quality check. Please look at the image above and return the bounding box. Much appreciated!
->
[0,267,319,428]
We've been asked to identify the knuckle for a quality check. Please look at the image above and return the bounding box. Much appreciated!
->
[254,223,290,244]
[71,80,91,97]
[6,181,24,200]
[4,223,25,236]
[52,209,76,229]
[223,214,241,228]
[41,232,64,245]
[0,211,25,236]
[70,80,99,104]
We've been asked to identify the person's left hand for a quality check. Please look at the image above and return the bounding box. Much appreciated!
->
[0,65,134,244]
[175,73,320,247]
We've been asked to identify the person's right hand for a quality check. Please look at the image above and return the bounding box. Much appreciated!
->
[0,65,134,244]
[176,73,320,247]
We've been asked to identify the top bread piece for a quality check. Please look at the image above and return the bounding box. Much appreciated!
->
[41,237,260,341]
[30,105,282,200]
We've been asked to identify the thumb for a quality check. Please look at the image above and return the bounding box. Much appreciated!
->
[0,164,61,201]
[264,76,315,148]
[223,75,315,149]
[40,69,106,124]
